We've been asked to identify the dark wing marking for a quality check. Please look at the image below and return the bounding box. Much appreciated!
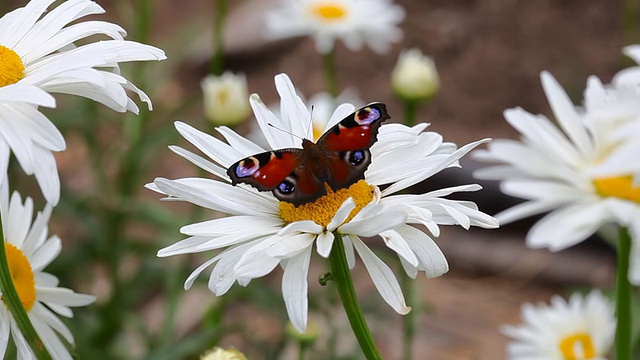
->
[317,102,389,152]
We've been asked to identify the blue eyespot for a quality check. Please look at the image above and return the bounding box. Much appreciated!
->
[278,179,295,194]
[235,158,259,178]
[356,108,380,125]
[348,150,365,166]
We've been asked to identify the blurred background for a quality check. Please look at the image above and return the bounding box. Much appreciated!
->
[1,0,630,358]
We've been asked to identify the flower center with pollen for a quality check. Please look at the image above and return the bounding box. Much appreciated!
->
[593,175,640,203]
[279,180,373,227]
[0,45,25,87]
[2,243,36,311]
[308,1,349,22]
[558,333,596,360]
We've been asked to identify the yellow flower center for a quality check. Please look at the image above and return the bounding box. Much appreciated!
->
[593,175,640,203]
[3,243,36,311]
[558,333,596,360]
[279,180,373,227]
[308,2,349,22]
[0,45,25,87]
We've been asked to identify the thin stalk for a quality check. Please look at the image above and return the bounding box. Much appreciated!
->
[623,0,640,47]
[211,0,228,75]
[0,217,52,359]
[403,100,418,126]
[615,227,632,360]
[401,274,419,360]
[328,234,382,360]
[321,49,339,98]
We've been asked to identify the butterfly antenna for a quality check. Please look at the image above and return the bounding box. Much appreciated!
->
[267,123,304,140]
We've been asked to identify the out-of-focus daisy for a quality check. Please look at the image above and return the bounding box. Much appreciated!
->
[149,73,497,332]
[201,72,250,126]
[0,183,95,359]
[0,0,166,204]
[391,48,440,103]
[266,0,405,54]
[474,71,640,284]
[584,45,640,180]
[502,290,615,360]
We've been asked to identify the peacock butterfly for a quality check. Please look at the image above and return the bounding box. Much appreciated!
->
[227,102,389,206]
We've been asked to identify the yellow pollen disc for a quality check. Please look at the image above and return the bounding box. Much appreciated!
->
[0,45,25,87]
[312,124,325,142]
[309,2,348,21]
[279,180,373,228]
[558,333,596,360]
[593,175,640,203]
[3,243,36,311]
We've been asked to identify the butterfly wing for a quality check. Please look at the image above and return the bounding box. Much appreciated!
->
[227,149,326,205]
[317,102,390,190]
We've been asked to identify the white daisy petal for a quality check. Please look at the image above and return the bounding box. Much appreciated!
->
[316,231,335,258]
[282,248,312,332]
[351,236,410,315]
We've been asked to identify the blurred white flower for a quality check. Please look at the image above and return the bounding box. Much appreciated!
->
[0,183,95,359]
[391,48,440,102]
[502,290,615,360]
[149,73,497,332]
[201,72,251,126]
[266,0,405,54]
[586,45,640,180]
[0,0,166,204]
[474,71,640,283]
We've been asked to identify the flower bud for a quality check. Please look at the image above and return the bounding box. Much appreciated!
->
[201,72,250,126]
[391,48,440,102]
[200,347,247,360]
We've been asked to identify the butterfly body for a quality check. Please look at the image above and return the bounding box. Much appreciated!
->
[227,103,389,206]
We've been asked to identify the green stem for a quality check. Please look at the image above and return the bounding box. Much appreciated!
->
[403,100,418,126]
[0,217,52,359]
[328,234,382,360]
[623,0,640,47]
[321,50,339,98]
[401,275,418,360]
[210,0,228,75]
[615,227,632,360]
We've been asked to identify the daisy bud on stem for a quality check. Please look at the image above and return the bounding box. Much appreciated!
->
[391,48,440,125]
[200,346,247,360]
[201,72,251,127]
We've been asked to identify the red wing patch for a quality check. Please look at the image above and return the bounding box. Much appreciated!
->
[318,103,389,152]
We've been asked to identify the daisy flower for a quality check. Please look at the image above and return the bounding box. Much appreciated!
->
[149,73,497,332]
[585,45,640,180]
[0,0,166,204]
[474,71,640,284]
[0,181,95,359]
[502,290,615,360]
[266,0,405,54]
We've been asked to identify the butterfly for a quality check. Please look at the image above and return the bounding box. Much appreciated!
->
[226,103,390,206]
